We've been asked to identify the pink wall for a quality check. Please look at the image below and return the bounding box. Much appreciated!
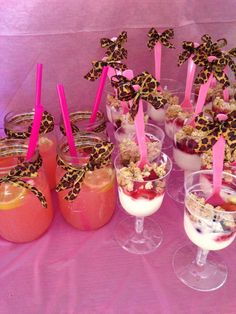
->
[1,0,236,124]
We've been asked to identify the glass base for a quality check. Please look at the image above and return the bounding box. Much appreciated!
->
[167,175,185,204]
[114,216,163,254]
[173,244,227,291]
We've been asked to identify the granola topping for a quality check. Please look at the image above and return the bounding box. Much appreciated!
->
[117,161,167,192]
[119,138,161,164]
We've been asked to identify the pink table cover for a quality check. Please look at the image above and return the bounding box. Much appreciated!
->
[1,1,236,313]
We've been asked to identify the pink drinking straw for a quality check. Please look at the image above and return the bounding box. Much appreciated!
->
[57,84,77,157]
[154,42,162,91]
[206,135,226,206]
[26,104,44,161]
[90,66,109,124]
[134,100,148,169]
[35,63,43,108]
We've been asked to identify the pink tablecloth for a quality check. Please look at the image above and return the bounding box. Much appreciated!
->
[0,186,235,314]
[1,1,236,313]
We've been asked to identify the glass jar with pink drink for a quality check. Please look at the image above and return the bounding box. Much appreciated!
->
[0,138,54,243]
[56,133,116,230]
[4,110,57,189]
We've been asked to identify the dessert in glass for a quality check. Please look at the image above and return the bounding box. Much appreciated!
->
[114,152,172,254]
[164,92,197,141]
[147,78,183,124]
[59,110,107,137]
[0,138,54,243]
[167,124,204,203]
[212,95,236,114]
[56,133,116,230]
[4,110,57,189]
[173,170,236,291]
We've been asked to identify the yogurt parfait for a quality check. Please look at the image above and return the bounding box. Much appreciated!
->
[114,152,172,254]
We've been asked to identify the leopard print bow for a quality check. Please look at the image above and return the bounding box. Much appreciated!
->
[56,141,114,200]
[84,59,127,81]
[0,154,47,208]
[100,31,128,61]
[147,28,175,49]
[59,111,106,136]
[111,71,167,118]
[5,111,54,140]
[194,110,236,153]
[178,41,198,66]
[194,56,230,88]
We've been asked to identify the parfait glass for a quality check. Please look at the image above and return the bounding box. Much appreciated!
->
[147,78,183,125]
[173,170,236,291]
[114,152,172,254]
[167,115,202,203]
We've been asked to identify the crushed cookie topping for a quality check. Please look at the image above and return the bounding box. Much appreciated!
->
[175,125,206,143]
[165,104,192,120]
[213,96,236,113]
[117,161,167,192]
[119,138,161,164]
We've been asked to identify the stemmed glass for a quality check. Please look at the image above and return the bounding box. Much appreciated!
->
[173,170,236,291]
[114,152,172,254]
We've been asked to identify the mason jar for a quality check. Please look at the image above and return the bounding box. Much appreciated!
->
[0,138,54,243]
[4,110,57,189]
[56,133,116,230]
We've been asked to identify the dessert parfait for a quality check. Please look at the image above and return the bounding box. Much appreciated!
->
[114,151,172,254]
[212,95,236,114]
[173,169,236,292]
[185,191,236,251]
[173,124,205,173]
[116,159,169,218]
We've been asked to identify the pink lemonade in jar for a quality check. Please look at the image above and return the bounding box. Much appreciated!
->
[57,166,116,230]
[0,148,54,243]
[56,134,117,230]
[4,111,57,189]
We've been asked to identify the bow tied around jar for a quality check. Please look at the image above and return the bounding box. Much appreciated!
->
[56,141,114,201]
[5,111,54,140]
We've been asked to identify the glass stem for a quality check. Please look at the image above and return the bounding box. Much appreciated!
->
[135,217,144,234]
[195,247,209,267]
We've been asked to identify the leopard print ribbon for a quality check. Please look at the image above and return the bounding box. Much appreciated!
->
[194,110,236,153]
[59,111,106,136]
[111,71,167,118]
[56,141,113,200]
[178,41,198,66]
[100,31,128,60]
[84,59,127,81]
[0,154,47,208]
[194,57,230,88]
[147,28,175,50]
[5,111,54,140]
